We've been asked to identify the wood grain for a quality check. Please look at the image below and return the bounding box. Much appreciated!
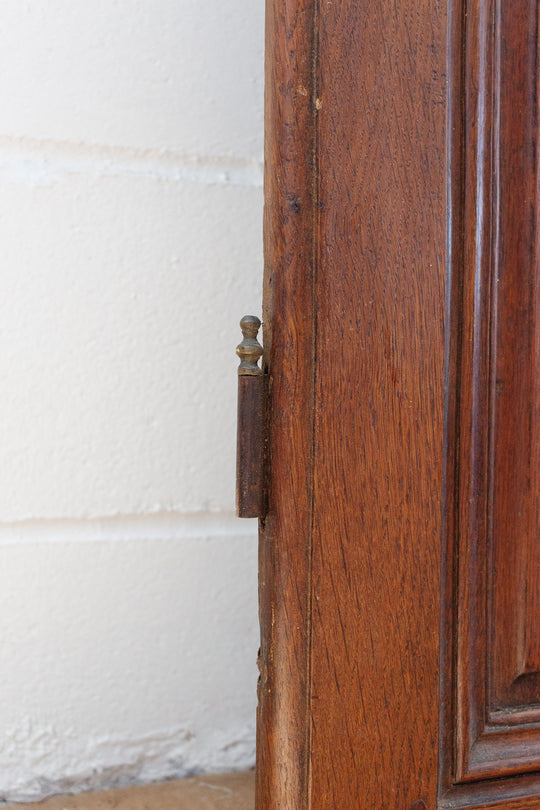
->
[259,0,446,807]
[490,0,540,706]
[441,0,540,802]
[259,0,540,806]
[256,0,317,807]
[308,1,446,807]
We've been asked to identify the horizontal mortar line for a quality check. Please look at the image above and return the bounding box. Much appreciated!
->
[0,133,263,188]
[0,510,258,546]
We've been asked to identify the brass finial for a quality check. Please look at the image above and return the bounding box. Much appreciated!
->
[237,316,263,375]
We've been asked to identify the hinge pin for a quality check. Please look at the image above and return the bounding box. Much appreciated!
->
[237,315,263,375]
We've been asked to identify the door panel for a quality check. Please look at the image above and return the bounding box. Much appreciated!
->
[257,0,540,807]
[441,0,540,803]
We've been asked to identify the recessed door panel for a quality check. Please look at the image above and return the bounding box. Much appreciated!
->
[441,0,540,803]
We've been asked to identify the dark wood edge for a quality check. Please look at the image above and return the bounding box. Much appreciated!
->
[439,0,467,794]
[255,0,319,807]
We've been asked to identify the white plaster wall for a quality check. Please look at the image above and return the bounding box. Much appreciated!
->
[0,1,263,803]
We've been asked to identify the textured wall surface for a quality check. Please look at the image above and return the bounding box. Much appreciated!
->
[0,0,263,802]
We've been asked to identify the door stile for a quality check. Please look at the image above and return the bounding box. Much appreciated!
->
[256,0,319,808]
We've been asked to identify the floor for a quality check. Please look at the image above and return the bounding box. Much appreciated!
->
[3,771,255,810]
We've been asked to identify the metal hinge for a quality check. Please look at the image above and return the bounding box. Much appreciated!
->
[236,316,266,518]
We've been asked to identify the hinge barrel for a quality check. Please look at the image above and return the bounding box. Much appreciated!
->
[236,316,266,518]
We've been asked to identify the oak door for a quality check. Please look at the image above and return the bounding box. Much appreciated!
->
[256,0,540,808]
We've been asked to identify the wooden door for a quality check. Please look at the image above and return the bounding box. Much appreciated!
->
[256,0,540,808]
